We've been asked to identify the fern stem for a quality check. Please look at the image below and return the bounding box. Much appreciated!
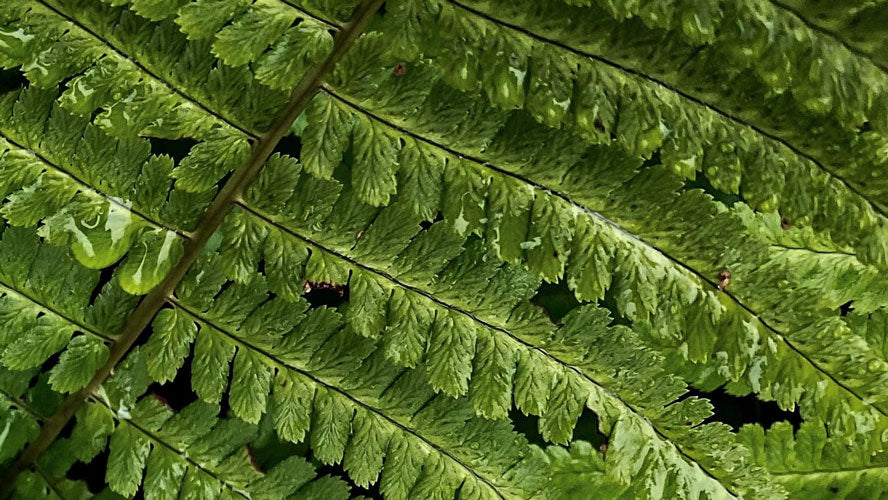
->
[0,0,385,495]
[448,0,888,223]
[769,244,857,257]
[770,463,888,476]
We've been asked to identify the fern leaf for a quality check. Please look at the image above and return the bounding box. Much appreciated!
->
[381,0,888,270]
[2,0,888,498]
[311,35,888,445]
[739,420,888,499]
[155,205,780,498]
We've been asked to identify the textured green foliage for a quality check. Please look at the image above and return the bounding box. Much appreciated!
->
[1,0,888,499]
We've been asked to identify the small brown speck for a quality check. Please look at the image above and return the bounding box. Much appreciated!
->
[599,444,608,454]
[780,218,790,230]
[150,394,173,411]
[247,445,261,471]
[717,269,731,291]
[393,63,406,76]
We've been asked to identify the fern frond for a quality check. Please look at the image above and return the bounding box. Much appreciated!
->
[293,38,888,448]
[381,0,888,270]
[0,87,199,293]
[0,369,125,499]
[773,0,888,70]
[99,396,328,499]
[2,349,352,500]
[451,0,888,139]
[436,0,888,217]
[845,309,888,356]
[1,0,288,136]
[148,264,635,499]
[0,225,144,394]
[0,0,285,192]
[0,374,43,467]
[106,0,359,27]
[0,0,886,497]
[739,420,888,499]
[203,174,784,497]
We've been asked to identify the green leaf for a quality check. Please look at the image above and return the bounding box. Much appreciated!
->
[172,129,250,192]
[310,387,353,465]
[351,115,400,207]
[301,94,355,179]
[396,138,445,220]
[379,431,427,500]
[291,475,351,500]
[70,403,116,463]
[107,425,151,497]
[343,409,391,487]
[143,445,188,500]
[539,370,588,445]
[263,227,310,302]
[468,329,515,420]
[128,0,189,21]
[1,315,74,370]
[212,0,297,67]
[2,171,78,227]
[344,270,390,339]
[271,369,315,443]
[176,0,251,40]
[118,230,184,295]
[426,310,477,397]
[48,335,109,393]
[248,456,317,500]
[192,327,236,403]
[381,288,433,368]
[256,21,334,90]
[229,348,274,423]
[145,308,197,384]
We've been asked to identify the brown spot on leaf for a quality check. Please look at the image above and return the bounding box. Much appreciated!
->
[780,218,790,230]
[247,445,262,472]
[149,393,173,412]
[393,62,407,76]
[717,269,731,291]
